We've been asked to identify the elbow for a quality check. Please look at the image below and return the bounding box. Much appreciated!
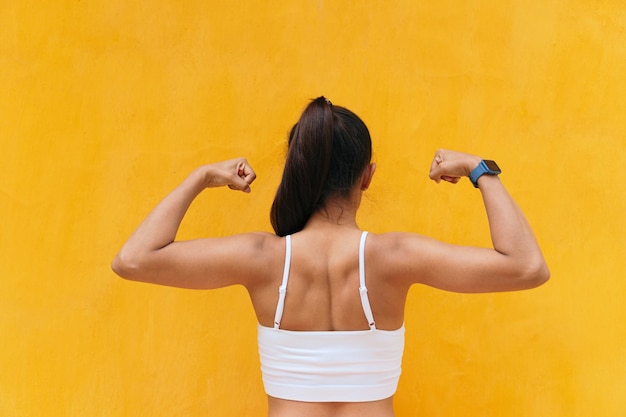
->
[537,263,551,286]
[521,259,550,289]
[111,252,141,281]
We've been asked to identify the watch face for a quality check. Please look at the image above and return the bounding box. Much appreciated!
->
[484,160,501,173]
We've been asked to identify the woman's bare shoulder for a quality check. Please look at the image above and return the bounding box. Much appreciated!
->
[366,231,435,252]
[363,231,441,284]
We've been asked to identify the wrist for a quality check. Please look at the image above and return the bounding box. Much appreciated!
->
[469,159,501,188]
[467,157,483,175]
[188,165,214,189]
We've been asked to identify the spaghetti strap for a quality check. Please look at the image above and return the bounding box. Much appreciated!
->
[358,231,376,329]
[273,235,291,329]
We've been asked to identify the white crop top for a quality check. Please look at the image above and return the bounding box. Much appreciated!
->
[257,232,405,402]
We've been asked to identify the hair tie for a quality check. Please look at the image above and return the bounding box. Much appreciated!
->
[325,97,332,106]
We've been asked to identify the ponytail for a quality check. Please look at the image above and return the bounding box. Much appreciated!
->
[270,97,372,237]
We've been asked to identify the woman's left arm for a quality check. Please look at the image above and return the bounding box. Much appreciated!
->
[111,158,268,289]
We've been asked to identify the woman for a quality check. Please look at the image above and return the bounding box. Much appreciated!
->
[112,97,549,417]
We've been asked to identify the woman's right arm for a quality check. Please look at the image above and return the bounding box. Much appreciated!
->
[111,158,275,290]
[382,149,550,293]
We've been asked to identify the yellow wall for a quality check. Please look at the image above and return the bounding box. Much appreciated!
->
[2,1,625,416]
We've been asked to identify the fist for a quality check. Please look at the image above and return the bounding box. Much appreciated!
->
[203,158,257,193]
[429,149,482,184]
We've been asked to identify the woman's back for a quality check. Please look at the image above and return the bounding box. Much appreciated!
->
[252,224,405,417]
[252,227,406,332]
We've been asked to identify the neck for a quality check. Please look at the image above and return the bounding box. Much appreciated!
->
[305,192,361,229]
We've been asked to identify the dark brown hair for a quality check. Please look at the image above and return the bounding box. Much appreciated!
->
[270,97,372,236]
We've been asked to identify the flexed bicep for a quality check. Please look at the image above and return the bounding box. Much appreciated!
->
[407,237,541,293]
[116,232,277,290]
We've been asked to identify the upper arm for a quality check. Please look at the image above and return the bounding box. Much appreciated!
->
[112,232,280,290]
[377,232,548,293]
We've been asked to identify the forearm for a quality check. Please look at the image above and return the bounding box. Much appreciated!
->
[478,175,549,278]
[112,168,207,274]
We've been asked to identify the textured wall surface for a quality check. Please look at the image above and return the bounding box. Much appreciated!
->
[1,1,625,416]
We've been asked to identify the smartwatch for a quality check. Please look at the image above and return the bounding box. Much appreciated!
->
[469,160,501,188]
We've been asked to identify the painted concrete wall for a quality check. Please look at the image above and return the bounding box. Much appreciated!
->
[1,1,624,416]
